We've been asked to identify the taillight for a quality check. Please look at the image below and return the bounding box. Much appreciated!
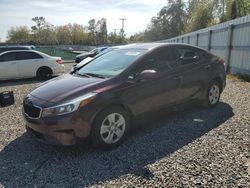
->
[56,59,62,64]
[218,58,225,65]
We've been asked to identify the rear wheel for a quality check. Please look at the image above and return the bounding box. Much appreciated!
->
[91,106,130,149]
[203,80,221,107]
[37,68,52,80]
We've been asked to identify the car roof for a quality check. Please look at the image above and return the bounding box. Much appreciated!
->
[116,42,207,51]
[0,45,32,49]
[1,50,37,53]
[116,42,170,50]
[0,50,47,56]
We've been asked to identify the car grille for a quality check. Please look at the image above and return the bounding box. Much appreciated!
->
[23,103,41,119]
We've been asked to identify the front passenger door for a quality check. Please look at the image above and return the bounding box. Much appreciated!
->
[121,47,182,115]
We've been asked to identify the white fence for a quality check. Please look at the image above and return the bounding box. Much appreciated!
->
[162,15,250,75]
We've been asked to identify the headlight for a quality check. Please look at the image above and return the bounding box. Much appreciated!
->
[42,92,97,117]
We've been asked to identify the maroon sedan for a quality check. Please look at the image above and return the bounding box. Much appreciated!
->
[22,43,226,149]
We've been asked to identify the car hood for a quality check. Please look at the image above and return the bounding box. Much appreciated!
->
[30,74,106,104]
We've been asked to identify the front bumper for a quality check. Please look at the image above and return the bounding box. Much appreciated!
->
[23,110,92,146]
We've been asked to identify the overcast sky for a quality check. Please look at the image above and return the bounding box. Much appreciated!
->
[0,0,167,42]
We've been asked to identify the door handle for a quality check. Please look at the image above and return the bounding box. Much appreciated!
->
[11,62,17,65]
[204,64,211,69]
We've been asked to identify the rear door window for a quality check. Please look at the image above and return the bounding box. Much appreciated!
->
[16,52,43,60]
[172,46,208,67]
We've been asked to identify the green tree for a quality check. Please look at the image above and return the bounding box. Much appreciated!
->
[225,0,250,20]
[144,0,187,41]
[186,0,250,31]
[185,1,214,32]
[7,26,30,44]
[88,19,96,45]
[97,18,108,44]
[56,25,72,45]
[107,32,126,44]
[87,18,108,45]
[71,24,88,45]
[129,32,145,42]
[38,26,57,45]
[31,17,47,31]
[31,16,57,44]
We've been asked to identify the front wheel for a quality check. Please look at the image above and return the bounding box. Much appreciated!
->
[203,81,221,107]
[91,106,130,150]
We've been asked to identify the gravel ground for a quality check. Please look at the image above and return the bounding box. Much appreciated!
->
[0,64,249,187]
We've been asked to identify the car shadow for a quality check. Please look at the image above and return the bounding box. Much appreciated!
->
[0,102,234,187]
[0,78,45,87]
[0,76,59,87]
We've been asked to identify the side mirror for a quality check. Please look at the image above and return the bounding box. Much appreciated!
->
[0,91,15,107]
[137,70,157,81]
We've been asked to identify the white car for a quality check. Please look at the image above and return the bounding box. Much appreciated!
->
[0,50,65,80]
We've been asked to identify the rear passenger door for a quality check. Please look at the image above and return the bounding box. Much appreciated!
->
[0,52,19,80]
[172,46,211,102]
[16,51,44,78]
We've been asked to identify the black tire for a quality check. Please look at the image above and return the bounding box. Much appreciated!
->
[91,106,130,150]
[37,68,52,80]
[203,80,221,108]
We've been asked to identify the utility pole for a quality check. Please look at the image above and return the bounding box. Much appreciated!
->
[119,18,127,37]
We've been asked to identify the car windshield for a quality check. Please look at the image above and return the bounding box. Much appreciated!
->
[76,49,147,78]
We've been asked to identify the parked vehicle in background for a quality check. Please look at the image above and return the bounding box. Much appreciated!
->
[75,46,108,63]
[22,43,226,149]
[0,50,65,80]
[73,46,121,71]
[0,45,35,53]
[72,57,94,72]
[73,44,137,71]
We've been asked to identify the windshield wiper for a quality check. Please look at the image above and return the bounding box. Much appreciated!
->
[73,72,91,78]
[84,73,106,79]
[74,71,106,78]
